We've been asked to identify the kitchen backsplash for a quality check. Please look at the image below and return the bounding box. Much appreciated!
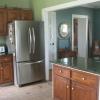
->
[0,36,12,53]
[0,36,6,45]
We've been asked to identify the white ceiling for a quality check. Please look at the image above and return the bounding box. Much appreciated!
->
[82,1,100,8]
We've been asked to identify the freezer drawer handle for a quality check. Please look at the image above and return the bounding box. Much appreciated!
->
[25,60,44,65]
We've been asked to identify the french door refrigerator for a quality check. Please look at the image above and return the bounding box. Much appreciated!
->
[8,20,45,86]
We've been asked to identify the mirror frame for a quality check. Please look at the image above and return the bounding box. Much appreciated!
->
[58,23,68,38]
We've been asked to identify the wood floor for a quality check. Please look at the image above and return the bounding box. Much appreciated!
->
[0,82,52,100]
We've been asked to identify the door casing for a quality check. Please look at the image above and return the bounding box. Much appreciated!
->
[42,0,100,80]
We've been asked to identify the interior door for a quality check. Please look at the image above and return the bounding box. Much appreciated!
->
[72,15,88,58]
[77,18,88,58]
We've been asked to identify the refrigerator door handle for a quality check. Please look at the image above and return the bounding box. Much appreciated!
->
[32,27,35,54]
[28,27,32,54]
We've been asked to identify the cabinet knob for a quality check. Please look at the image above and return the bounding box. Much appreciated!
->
[59,70,62,73]
[67,85,69,88]
[81,77,85,80]
[72,87,74,90]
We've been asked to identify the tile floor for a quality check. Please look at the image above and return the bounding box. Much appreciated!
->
[0,82,52,100]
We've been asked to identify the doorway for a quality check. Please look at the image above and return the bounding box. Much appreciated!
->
[72,14,88,58]
[42,0,100,80]
[42,11,57,80]
[48,12,57,81]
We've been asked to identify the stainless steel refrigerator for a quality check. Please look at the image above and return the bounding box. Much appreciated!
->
[8,20,45,86]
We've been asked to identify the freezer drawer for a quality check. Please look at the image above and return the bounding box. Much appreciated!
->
[16,61,45,86]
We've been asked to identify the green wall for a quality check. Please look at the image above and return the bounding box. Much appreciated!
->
[0,0,32,8]
[32,0,75,21]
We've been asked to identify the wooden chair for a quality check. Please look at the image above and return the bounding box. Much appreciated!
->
[58,48,76,58]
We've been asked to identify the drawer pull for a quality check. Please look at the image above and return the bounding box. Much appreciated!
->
[81,77,85,80]
[59,70,62,73]
[66,85,69,88]
[72,87,74,90]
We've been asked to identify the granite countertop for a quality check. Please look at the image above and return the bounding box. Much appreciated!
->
[0,53,13,56]
[51,57,100,76]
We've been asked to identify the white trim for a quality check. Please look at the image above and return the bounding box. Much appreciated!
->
[49,12,57,70]
[42,0,100,80]
[72,14,88,51]
[43,0,100,12]
[72,15,74,51]
[72,14,88,19]
[72,14,88,58]
[42,10,49,80]
[49,12,57,61]
[42,10,57,80]
[86,17,89,58]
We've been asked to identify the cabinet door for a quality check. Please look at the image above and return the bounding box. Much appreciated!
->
[7,9,20,23]
[0,8,7,35]
[21,10,33,20]
[0,63,2,83]
[71,81,97,100]
[54,75,70,100]
[2,62,13,83]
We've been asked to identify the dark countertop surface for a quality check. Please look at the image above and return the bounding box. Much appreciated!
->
[51,57,100,76]
[0,53,13,56]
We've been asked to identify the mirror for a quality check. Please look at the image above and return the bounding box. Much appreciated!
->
[59,23,68,38]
